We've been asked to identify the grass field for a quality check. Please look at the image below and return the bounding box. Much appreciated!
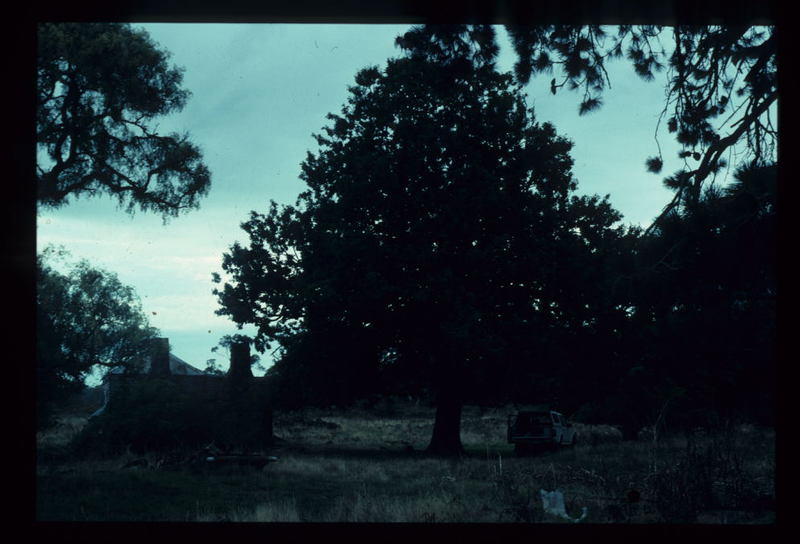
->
[35,404,775,523]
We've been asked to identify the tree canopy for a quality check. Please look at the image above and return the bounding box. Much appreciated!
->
[37,23,211,218]
[214,25,631,455]
[37,247,159,428]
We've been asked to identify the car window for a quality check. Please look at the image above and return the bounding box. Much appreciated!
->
[518,413,551,425]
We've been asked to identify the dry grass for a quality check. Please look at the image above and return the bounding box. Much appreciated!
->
[196,498,302,522]
[37,404,775,523]
[37,416,89,449]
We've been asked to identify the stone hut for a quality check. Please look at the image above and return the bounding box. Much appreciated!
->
[93,337,272,446]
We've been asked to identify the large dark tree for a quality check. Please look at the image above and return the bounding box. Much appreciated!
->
[37,247,159,429]
[37,23,211,218]
[215,26,628,455]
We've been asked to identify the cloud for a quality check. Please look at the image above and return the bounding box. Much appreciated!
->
[36,207,238,322]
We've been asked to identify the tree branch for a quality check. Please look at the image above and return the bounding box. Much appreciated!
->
[644,88,777,237]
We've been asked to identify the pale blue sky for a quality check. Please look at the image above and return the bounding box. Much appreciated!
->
[37,24,706,374]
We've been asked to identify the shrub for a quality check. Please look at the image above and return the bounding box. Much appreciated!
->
[572,424,623,446]
[645,427,774,522]
[648,442,715,522]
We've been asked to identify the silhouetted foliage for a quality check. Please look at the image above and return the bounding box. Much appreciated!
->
[483,23,776,229]
[393,24,777,434]
[37,23,211,218]
[214,25,630,456]
[36,246,159,429]
[646,156,664,174]
[602,163,776,435]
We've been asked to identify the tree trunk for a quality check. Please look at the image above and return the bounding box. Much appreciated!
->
[426,388,465,456]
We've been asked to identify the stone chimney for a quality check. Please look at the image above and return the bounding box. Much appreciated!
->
[228,340,253,381]
[148,337,171,376]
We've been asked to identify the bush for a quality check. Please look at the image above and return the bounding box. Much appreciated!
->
[572,423,623,446]
[645,427,774,522]
[648,442,715,522]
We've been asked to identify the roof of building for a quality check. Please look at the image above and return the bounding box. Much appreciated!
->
[109,353,205,376]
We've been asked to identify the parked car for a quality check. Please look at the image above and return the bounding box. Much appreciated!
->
[507,409,577,454]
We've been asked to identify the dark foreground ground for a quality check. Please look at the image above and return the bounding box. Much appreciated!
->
[35,405,775,523]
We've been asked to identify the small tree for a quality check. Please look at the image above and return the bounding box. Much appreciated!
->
[36,246,159,428]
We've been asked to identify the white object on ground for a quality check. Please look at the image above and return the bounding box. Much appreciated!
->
[539,489,588,522]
